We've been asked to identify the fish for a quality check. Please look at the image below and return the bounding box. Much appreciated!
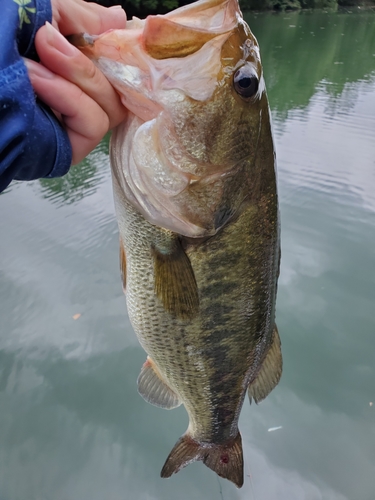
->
[73,0,282,488]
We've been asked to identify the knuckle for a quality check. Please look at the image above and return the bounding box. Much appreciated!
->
[84,59,98,81]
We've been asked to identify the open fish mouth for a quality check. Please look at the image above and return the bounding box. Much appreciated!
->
[72,0,281,489]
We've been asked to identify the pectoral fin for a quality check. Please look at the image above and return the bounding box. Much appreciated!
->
[248,325,282,404]
[119,238,127,292]
[152,239,199,320]
[137,357,182,409]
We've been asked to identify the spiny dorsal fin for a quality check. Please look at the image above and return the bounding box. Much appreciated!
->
[248,324,282,404]
[137,357,182,409]
[161,432,244,488]
[119,238,127,292]
[152,240,199,320]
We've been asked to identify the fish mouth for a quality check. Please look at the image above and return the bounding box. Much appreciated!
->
[70,0,247,107]
[73,0,263,239]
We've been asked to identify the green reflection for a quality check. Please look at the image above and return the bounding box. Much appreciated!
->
[247,10,375,117]
[38,134,111,206]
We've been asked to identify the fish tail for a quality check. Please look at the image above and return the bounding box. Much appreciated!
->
[161,432,244,488]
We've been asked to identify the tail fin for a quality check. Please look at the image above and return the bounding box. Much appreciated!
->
[160,433,244,488]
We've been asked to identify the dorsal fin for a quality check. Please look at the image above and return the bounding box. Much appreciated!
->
[248,325,282,404]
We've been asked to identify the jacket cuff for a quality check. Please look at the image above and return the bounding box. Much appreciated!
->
[18,0,52,59]
[41,105,72,179]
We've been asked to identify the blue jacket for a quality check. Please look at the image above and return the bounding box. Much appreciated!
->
[0,0,72,193]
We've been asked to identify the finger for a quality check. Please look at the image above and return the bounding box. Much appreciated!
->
[53,0,126,36]
[35,22,127,130]
[25,59,109,164]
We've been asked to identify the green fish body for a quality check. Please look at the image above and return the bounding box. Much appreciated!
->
[75,0,282,487]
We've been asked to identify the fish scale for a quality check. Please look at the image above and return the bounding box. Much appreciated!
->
[75,0,282,487]
[115,167,279,442]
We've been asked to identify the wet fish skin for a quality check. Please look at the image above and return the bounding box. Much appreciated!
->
[74,0,282,487]
[111,101,280,488]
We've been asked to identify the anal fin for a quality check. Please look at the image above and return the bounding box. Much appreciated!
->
[248,324,282,404]
[137,357,182,409]
[152,238,199,320]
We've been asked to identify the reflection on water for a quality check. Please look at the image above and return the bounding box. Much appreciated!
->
[0,9,374,500]
[251,9,375,116]
[38,135,110,206]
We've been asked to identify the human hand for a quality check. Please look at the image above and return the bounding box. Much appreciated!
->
[50,0,126,36]
[24,0,127,165]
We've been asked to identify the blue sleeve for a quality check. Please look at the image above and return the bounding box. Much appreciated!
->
[0,0,72,193]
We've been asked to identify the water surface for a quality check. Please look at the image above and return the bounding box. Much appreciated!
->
[0,9,374,500]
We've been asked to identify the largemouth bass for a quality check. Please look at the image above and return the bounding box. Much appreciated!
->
[74,0,282,488]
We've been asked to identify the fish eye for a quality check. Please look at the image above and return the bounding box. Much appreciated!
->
[233,66,259,99]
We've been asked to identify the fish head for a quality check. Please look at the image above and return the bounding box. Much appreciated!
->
[75,0,272,237]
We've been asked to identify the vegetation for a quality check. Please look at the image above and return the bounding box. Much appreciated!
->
[90,0,375,17]
[248,9,375,118]
[241,0,373,11]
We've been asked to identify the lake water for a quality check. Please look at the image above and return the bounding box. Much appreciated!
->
[0,8,374,500]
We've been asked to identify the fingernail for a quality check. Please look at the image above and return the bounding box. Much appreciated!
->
[109,5,123,9]
[45,21,78,57]
[24,58,55,79]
